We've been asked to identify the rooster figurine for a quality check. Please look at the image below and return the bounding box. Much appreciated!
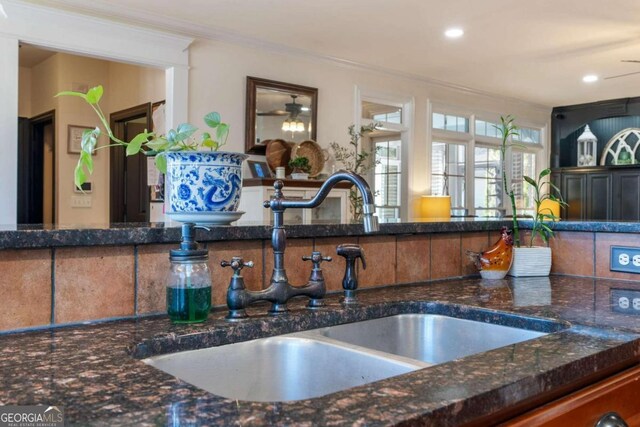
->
[466,227,514,279]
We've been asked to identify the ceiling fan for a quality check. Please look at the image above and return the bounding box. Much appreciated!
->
[604,60,640,80]
[258,95,306,117]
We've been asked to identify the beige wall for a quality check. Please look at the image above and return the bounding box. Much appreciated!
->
[25,53,164,225]
[18,66,31,118]
[187,39,551,215]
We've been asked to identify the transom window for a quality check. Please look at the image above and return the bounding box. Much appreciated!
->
[433,112,469,133]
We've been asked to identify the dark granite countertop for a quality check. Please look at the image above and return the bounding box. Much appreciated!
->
[1,219,639,249]
[2,276,640,426]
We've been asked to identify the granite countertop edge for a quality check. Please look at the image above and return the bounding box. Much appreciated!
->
[1,220,638,249]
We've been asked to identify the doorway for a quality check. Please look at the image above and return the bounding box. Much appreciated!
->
[110,103,151,223]
[17,110,55,224]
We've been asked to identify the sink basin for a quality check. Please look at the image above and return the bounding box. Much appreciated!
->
[143,310,558,402]
[143,336,421,402]
[313,314,547,364]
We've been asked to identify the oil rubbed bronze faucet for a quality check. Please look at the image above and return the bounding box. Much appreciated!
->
[222,170,379,320]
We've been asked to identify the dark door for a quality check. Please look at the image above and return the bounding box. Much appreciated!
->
[110,104,151,223]
[17,111,55,224]
[586,172,612,220]
[613,169,640,221]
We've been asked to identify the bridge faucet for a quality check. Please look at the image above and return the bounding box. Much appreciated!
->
[223,170,379,320]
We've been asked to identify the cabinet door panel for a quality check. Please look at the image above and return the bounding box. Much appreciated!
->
[613,171,640,221]
[587,173,612,220]
[562,174,586,220]
[504,365,640,427]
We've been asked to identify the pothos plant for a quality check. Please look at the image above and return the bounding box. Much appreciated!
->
[56,85,230,190]
[496,115,566,247]
[329,122,381,221]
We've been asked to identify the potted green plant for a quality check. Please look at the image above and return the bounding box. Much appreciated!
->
[329,122,381,221]
[496,115,566,277]
[56,85,248,225]
[288,156,311,180]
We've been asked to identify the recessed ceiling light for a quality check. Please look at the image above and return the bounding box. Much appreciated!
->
[445,28,464,39]
[582,74,599,83]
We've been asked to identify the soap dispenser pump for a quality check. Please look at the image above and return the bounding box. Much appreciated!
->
[166,223,212,323]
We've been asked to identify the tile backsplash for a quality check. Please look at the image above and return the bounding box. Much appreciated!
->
[0,230,636,332]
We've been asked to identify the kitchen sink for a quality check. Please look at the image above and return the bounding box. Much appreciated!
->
[143,310,560,402]
[313,314,547,364]
[143,335,423,402]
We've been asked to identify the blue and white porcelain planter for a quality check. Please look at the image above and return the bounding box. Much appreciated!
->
[165,151,249,224]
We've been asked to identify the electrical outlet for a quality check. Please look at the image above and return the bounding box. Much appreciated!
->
[611,289,640,314]
[611,246,640,274]
[71,196,92,208]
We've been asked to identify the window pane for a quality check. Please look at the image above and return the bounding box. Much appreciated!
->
[513,151,536,215]
[374,139,401,220]
[474,146,503,216]
[432,113,445,130]
[363,101,402,124]
[431,141,465,209]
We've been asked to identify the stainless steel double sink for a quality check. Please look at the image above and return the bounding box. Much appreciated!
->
[144,313,555,402]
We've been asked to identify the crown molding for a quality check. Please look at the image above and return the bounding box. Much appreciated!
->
[18,0,550,111]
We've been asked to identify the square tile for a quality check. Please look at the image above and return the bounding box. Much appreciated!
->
[137,244,174,314]
[358,236,396,287]
[396,235,430,284]
[55,246,134,324]
[0,249,52,331]
[461,232,490,276]
[431,233,461,279]
[549,231,594,277]
[595,233,640,280]
[314,237,358,292]
[209,240,264,306]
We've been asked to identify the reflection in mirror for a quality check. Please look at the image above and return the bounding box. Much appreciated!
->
[17,43,165,226]
[245,77,318,154]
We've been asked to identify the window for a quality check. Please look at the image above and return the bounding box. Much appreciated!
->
[514,127,541,144]
[475,119,501,139]
[363,101,402,124]
[431,142,466,212]
[433,112,469,133]
[374,138,402,220]
[512,151,537,215]
[474,146,504,218]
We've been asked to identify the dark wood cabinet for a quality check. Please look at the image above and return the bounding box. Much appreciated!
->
[555,166,640,221]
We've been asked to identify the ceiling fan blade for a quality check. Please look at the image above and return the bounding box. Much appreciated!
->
[604,70,640,80]
[257,110,288,116]
[621,60,640,63]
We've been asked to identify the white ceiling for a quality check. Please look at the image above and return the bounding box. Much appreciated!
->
[26,0,640,107]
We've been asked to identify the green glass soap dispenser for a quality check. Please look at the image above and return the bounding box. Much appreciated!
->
[166,223,212,324]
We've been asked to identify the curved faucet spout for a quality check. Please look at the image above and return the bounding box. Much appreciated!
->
[264,170,380,233]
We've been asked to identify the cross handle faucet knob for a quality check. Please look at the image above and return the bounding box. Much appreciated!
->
[302,251,332,269]
[221,257,254,275]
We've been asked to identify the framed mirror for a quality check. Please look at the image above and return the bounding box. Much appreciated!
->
[245,76,318,154]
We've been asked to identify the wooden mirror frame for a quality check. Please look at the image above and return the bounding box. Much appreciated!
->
[245,76,318,154]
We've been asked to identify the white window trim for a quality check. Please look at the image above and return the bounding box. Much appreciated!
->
[355,86,414,221]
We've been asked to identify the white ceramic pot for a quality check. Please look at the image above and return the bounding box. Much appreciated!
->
[508,246,552,277]
[291,172,309,180]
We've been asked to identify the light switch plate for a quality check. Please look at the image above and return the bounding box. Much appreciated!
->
[610,246,640,274]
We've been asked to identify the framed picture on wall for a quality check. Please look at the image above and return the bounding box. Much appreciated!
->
[67,125,95,154]
[247,160,273,178]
